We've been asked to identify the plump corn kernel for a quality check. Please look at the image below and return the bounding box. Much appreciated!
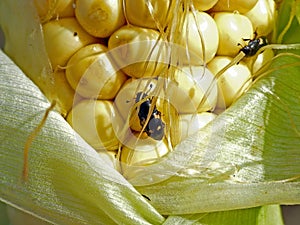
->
[171,112,217,146]
[52,70,81,117]
[167,66,218,113]
[245,48,274,74]
[75,0,125,38]
[245,0,275,36]
[124,0,174,30]
[120,134,169,166]
[193,0,218,11]
[42,18,97,69]
[67,99,119,151]
[213,12,254,57]
[208,56,252,107]
[65,43,127,99]
[34,0,75,22]
[180,11,219,65]
[211,0,258,13]
[119,134,170,181]
[179,112,217,140]
[108,25,167,78]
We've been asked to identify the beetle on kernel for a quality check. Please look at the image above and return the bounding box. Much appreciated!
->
[135,91,165,141]
[238,31,268,57]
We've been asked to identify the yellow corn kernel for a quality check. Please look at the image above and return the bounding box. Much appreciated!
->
[211,0,258,13]
[53,70,82,117]
[108,25,167,78]
[176,112,217,143]
[34,0,75,22]
[167,66,218,113]
[42,17,97,69]
[245,0,275,36]
[193,0,218,12]
[208,56,252,107]
[67,99,119,151]
[65,43,127,99]
[120,134,169,166]
[75,0,125,38]
[213,12,254,57]
[179,11,219,65]
[124,0,174,30]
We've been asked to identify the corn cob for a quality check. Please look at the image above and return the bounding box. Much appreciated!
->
[1,0,276,182]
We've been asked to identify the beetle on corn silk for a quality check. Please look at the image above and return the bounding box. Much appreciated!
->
[238,31,268,57]
[212,32,270,82]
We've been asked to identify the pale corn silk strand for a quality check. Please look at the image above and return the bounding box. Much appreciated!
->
[22,100,57,181]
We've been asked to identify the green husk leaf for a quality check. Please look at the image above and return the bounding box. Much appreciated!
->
[0,202,10,225]
[0,50,164,225]
[275,0,300,47]
[163,205,284,225]
[5,205,52,225]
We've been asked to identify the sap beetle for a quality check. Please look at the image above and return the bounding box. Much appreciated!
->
[135,92,165,141]
[238,31,268,57]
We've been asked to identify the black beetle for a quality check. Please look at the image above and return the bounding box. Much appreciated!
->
[239,31,268,57]
[135,92,165,141]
